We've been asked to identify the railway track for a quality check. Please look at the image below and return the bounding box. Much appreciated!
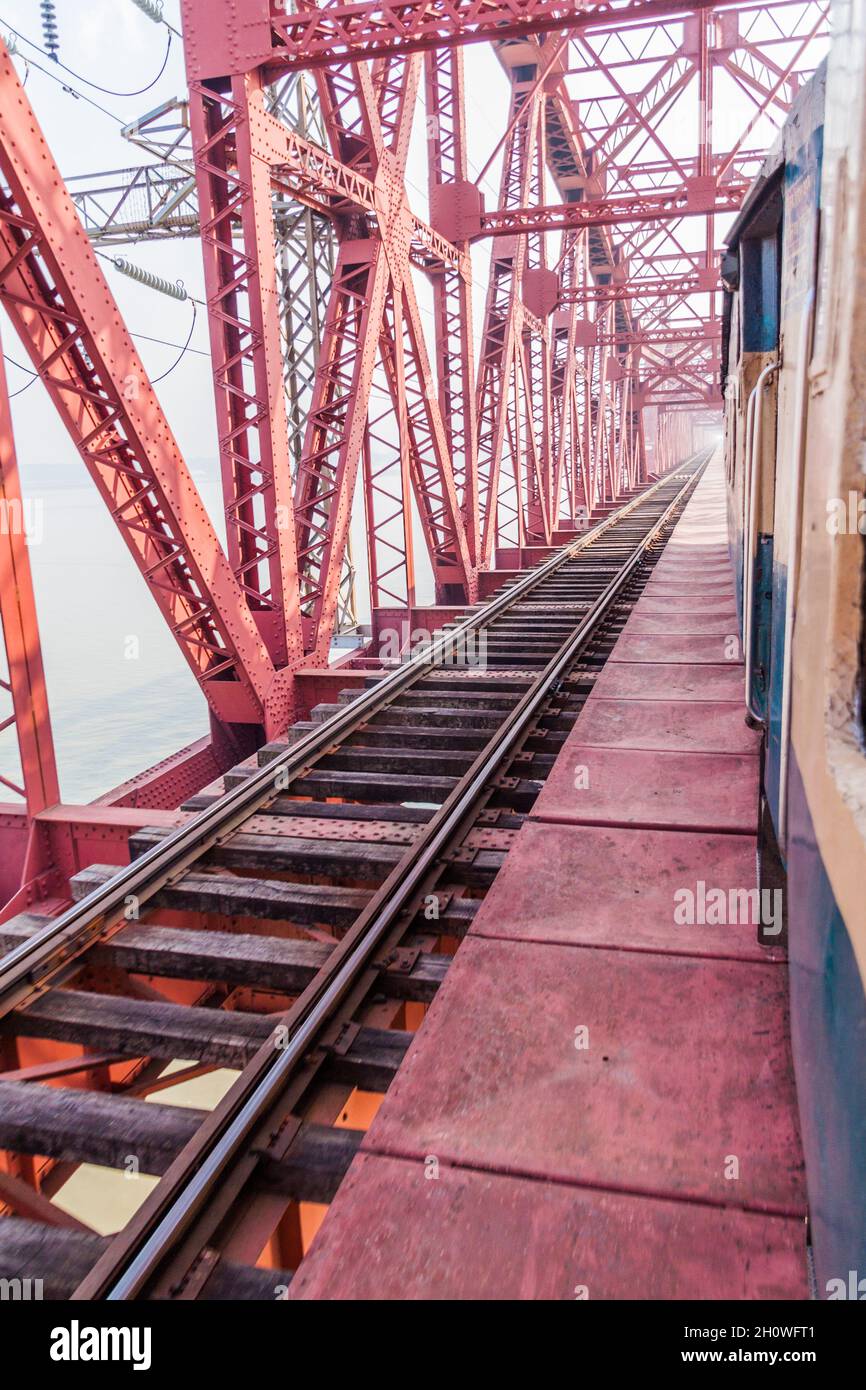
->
[0,451,710,1300]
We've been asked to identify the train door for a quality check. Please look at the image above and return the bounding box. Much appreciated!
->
[737,179,783,747]
[765,115,824,852]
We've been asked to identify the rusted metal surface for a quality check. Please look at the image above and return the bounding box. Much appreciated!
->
[0,459,706,1298]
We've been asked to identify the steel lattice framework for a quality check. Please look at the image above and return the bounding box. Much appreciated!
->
[0,0,828,913]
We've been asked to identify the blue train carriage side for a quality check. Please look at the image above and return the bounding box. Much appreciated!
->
[722,7,866,1297]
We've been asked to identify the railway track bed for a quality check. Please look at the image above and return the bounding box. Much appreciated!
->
[0,456,708,1299]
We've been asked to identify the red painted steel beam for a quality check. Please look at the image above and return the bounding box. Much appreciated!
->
[425,45,480,562]
[0,41,282,737]
[255,111,467,272]
[479,181,748,236]
[0,1169,93,1230]
[0,345,59,817]
[559,270,719,304]
[598,325,719,347]
[0,338,62,916]
[184,0,743,78]
[190,75,305,670]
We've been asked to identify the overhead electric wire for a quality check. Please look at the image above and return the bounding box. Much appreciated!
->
[150,300,198,382]
[7,46,126,124]
[0,16,173,98]
[3,310,207,398]
[2,354,38,398]
[132,328,209,359]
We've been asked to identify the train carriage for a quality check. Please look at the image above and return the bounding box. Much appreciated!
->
[722,1,866,1292]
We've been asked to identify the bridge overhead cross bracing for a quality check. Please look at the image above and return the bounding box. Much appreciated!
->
[0,0,829,877]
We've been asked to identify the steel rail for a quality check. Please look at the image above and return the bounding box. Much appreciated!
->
[70,454,708,1301]
[0,454,711,1019]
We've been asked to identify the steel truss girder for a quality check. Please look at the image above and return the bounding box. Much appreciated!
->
[190,74,304,669]
[559,270,720,304]
[0,346,58,818]
[196,0,737,77]
[425,44,480,563]
[83,0,826,592]
[479,181,748,236]
[278,50,474,657]
[5,0,824,753]
[0,42,281,736]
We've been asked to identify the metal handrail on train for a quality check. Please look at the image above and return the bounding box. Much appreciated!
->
[743,360,780,723]
[724,376,739,487]
[778,289,815,849]
[73,459,708,1301]
[0,455,710,1019]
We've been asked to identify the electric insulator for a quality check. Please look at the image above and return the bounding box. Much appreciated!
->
[112,258,188,301]
[131,0,165,22]
[40,1,59,61]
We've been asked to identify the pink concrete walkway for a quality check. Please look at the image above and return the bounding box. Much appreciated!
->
[290,457,808,1301]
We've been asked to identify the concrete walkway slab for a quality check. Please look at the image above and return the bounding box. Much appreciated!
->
[363,936,806,1215]
[531,744,759,833]
[289,1154,808,1301]
[469,820,782,962]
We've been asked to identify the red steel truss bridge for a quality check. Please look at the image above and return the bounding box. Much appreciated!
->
[0,0,828,1300]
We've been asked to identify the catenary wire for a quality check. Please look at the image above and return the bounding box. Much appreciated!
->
[1,15,173,98]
